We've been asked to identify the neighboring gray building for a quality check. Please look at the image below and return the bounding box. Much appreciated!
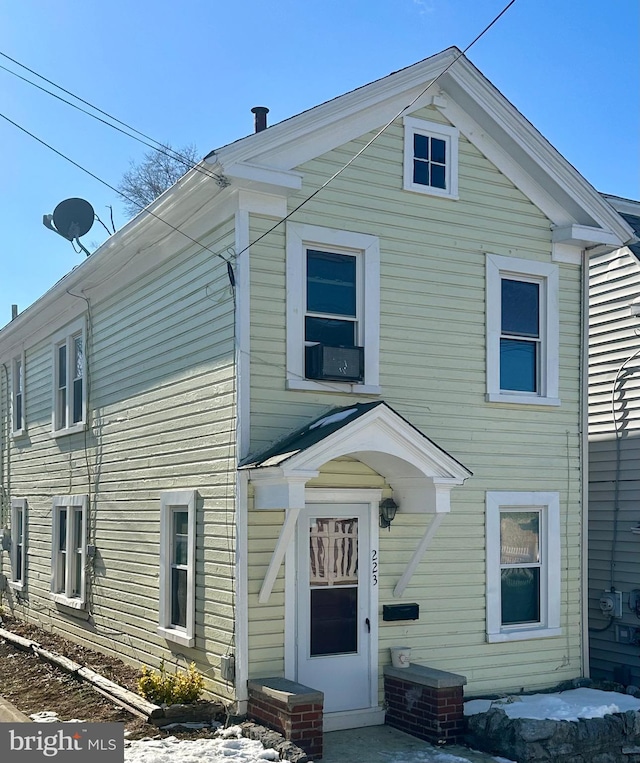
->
[589,195,640,683]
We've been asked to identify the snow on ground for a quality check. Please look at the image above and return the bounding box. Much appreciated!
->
[464,687,640,721]
[30,690,640,763]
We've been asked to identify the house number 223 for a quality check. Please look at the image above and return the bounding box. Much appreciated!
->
[372,549,378,586]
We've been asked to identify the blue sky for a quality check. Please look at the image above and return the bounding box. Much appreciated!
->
[0,0,638,320]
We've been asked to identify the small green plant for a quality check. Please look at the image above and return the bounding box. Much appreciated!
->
[138,659,204,704]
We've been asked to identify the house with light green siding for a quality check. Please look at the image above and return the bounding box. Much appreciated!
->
[0,48,634,739]
[588,195,640,685]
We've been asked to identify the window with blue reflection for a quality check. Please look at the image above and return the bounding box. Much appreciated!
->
[500,278,540,393]
[307,250,356,317]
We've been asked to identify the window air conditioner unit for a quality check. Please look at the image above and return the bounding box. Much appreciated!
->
[306,344,365,383]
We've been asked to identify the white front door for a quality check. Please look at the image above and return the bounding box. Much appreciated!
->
[296,503,375,716]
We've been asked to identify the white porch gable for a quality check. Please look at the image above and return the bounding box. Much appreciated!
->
[240,401,472,602]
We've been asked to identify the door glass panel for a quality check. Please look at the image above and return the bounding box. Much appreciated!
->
[309,517,358,657]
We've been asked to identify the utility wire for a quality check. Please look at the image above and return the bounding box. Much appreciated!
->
[0,50,208,174]
[0,0,517,270]
[0,60,225,185]
[230,0,518,261]
[0,111,230,264]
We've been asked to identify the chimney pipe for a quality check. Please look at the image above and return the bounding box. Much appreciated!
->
[11,304,18,320]
[251,106,269,133]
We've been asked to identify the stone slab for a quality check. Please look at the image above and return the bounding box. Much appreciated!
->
[247,677,323,709]
[384,663,467,688]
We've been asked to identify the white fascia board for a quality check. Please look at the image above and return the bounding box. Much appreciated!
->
[210,50,460,172]
[552,225,622,247]
[440,60,634,244]
[224,162,303,193]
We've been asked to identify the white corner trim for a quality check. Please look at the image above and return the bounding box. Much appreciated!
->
[236,209,251,460]
[393,513,445,597]
[235,471,250,703]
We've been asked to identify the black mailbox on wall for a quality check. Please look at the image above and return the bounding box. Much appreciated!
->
[382,603,419,621]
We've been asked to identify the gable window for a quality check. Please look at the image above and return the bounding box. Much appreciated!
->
[9,498,27,589]
[52,318,86,436]
[12,354,25,436]
[486,254,559,406]
[486,491,561,642]
[159,490,197,648]
[51,495,87,609]
[287,223,380,393]
[403,116,459,199]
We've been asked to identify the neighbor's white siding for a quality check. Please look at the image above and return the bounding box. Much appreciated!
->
[589,245,640,683]
[245,105,584,696]
[0,217,238,701]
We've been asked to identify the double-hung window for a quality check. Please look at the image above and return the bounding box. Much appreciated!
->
[486,491,561,642]
[159,490,197,648]
[486,254,559,406]
[9,498,27,589]
[286,223,380,393]
[51,495,88,608]
[403,116,459,199]
[12,354,25,436]
[52,318,86,436]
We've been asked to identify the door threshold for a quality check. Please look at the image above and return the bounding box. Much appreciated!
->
[323,707,385,732]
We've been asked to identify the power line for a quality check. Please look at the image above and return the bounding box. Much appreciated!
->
[231,0,518,260]
[0,57,226,185]
[0,110,230,264]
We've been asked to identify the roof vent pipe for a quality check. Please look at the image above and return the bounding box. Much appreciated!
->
[251,106,269,133]
[11,304,18,320]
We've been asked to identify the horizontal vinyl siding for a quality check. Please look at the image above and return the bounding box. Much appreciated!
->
[247,105,583,697]
[589,246,640,682]
[0,217,238,702]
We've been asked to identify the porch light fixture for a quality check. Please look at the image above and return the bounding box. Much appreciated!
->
[379,498,398,530]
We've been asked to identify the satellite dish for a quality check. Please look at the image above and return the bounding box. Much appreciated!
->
[51,198,94,241]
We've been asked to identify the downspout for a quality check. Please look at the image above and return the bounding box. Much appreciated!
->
[580,248,590,677]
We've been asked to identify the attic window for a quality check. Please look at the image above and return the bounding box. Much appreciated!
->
[403,116,459,199]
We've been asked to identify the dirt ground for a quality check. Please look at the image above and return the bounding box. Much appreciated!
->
[0,613,217,739]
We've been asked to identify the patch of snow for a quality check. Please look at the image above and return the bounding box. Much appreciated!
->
[30,711,61,722]
[124,735,290,763]
[309,408,358,429]
[465,688,640,721]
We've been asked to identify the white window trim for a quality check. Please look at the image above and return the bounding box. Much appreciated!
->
[158,490,197,648]
[11,353,26,437]
[403,116,459,199]
[51,317,87,438]
[286,222,380,394]
[9,498,27,590]
[486,491,561,643]
[50,495,88,609]
[486,254,560,406]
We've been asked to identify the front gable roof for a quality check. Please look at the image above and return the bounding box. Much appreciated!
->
[211,48,633,248]
[242,401,472,514]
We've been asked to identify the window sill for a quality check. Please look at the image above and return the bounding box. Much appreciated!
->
[12,428,27,439]
[487,627,562,643]
[287,379,381,395]
[51,593,86,610]
[157,627,195,649]
[403,182,459,200]
[51,422,87,439]
[486,393,561,407]
[8,581,24,591]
